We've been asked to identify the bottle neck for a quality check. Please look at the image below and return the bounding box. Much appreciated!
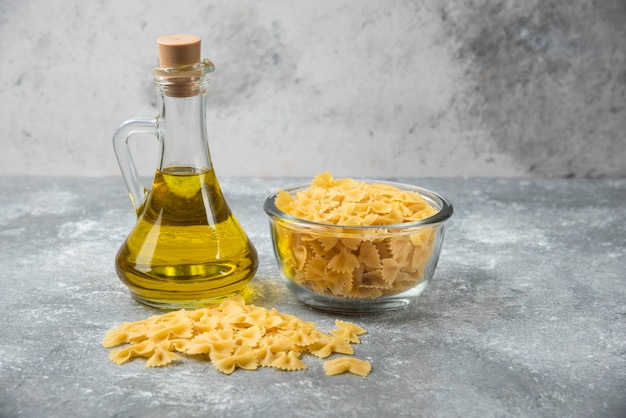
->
[153,59,215,174]
[155,83,213,173]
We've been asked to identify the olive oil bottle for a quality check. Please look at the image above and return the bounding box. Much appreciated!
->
[112,35,258,308]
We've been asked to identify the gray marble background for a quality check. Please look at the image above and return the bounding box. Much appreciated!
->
[1,0,625,178]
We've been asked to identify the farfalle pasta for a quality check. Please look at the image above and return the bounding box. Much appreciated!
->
[323,357,372,377]
[273,172,438,299]
[102,297,370,377]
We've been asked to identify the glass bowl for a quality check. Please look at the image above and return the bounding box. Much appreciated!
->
[263,180,453,313]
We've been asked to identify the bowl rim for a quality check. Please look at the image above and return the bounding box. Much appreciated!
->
[263,179,453,230]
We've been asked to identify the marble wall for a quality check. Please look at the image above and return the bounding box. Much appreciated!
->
[1,0,624,178]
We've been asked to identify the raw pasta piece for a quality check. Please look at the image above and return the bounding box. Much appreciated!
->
[270,351,307,371]
[378,208,404,225]
[203,329,236,356]
[108,340,155,365]
[311,171,334,187]
[327,247,360,273]
[169,338,192,354]
[336,320,366,334]
[302,239,325,260]
[337,213,364,226]
[317,236,339,252]
[275,190,294,212]
[324,271,354,296]
[246,308,284,330]
[306,277,333,296]
[374,239,393,260]
[410,229,432,248]
[380,258,401,286]
[390,190,421,203]
[211,344,258,375]
[323,357,371,377]
[282,327,325,348]
[186,333,215,355]
[330,320,366,344]
[389,236,413,264]
[340,187,365,203]
[411,246,430,271]
[255,346,279,367]
[194,312,221,333]
[183,309,207,322]
[339,237,362,251]
[308,336,354,358]
[147,313,194,342]
[147,322,193,343]
[146,341,181,368]
[235,325,265,347]
[255,335,293,367]
[304,255,328,280]
[292,242,309,269]
[307,343,335,359]
[102,322,148,348]
[224,312,248,326]
[361,213,379,225]
[357,240,383,269]
[217,297,248,316]
[275,312,308,330]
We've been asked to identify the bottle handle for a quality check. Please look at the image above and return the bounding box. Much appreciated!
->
[112,117,158,213]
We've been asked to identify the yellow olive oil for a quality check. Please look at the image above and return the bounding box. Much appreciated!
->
[115,166,258,308]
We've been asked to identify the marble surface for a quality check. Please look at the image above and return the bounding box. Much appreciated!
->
[1,0,625,178]
[0,176,625,417]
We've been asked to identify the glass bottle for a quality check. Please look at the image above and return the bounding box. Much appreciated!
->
[112,35,258,309]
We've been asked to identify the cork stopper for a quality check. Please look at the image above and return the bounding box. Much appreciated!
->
[157,34,201,68]
[155,35,205,97]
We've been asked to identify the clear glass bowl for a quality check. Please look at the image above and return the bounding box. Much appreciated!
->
[263,180,453,313]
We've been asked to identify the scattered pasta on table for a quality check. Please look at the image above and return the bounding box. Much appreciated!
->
[102,296,371,377]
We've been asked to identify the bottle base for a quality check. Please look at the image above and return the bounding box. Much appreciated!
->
[128,285,252,310]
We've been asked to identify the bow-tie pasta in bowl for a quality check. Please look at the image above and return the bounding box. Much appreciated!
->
[263,172,453,313]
